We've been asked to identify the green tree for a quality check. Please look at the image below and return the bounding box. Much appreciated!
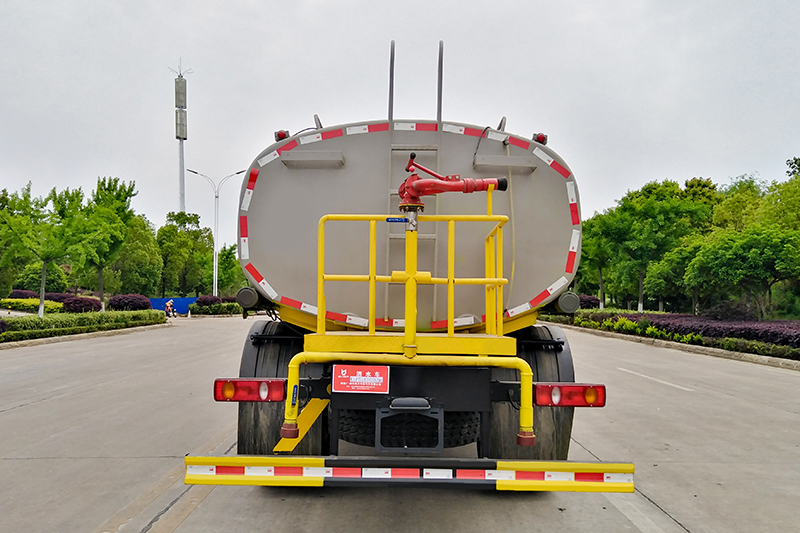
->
[157,212,212,297]
[712,174,765,231]
[757,174,800,231]
[786,157,800,177]
[112,215,163,296]
[0,184,80,316]
[217,243,247,297]
[580,213,616,309]
[685,227,800,320]
[15,262,68,293]
[605,180,707,312]
[644,237,704,313]
[72,178,137,310]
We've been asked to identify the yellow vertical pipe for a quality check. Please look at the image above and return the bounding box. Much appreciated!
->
[317,219,326,334]
[404,228,418,358]
[369,220,377,335]
[283,356,301,429]
[496,226,504,337]
[485,185,496,335]
[447,220,455,337]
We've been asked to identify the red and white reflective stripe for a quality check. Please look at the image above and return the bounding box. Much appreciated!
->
[346,123,389,135]
[394,122,438,132]
[188,464,633,483]
[375,318,405,328]
[423,468,453,479]
[529,276,569,308]
[325,311,368,328]
[533,147,571,178]
[244,263,278,300]
[442,123,488,137]
[430,316,476,329]
[257,150,279,167]
[362,468,420,479]
[566,181,579,225]
[240,169,260,211]
[565,230,580,274]
[257,140,298,167]
[280,296,317,315]
[239,216,250,260]
[299,129,344,144]
[506,301,532,318]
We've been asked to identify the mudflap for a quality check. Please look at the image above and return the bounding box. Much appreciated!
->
[185,455,634,492]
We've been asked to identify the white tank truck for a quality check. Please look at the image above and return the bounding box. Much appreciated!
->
[185,42,634,492]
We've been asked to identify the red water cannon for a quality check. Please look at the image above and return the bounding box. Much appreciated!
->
[398,153,507,211]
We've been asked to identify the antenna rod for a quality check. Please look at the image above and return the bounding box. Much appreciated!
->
[437,41,444,123]
[388,41,395,122]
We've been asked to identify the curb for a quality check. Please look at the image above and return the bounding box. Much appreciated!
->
[0,323,173,351]
[544,321,800,373]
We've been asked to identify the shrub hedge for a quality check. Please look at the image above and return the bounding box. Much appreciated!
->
[108,294,152,311]
[195,295,222,307]
[541,310,800,361]
[63,296,102,313]
[10,289,38,299]
[0,298,63,314]
[0,310,166,343]
[188,302,242,315]
[44,292,74,303]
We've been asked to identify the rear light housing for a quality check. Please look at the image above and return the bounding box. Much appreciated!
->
[535,383,606,407]
[214,379,286,402]
[274,130,290,141]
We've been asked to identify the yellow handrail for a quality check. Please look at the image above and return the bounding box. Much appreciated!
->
[315,213,508,344]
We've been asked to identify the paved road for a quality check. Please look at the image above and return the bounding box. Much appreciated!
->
[1,319,798,532]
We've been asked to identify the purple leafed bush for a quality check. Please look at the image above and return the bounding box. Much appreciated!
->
[0,319,7,334]
[196,295,222,307]
[107,294,152,311]
[221,296,237,303]
[44,292,74,303]
[579,294,600,309]
[62,296,102,313]
[622,314,800,348]
[10,289,38,299]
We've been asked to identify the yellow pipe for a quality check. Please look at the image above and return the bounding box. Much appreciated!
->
[496,227,504,336]
[281,351,534,441]
[419,214,507,223]
[317,218,327,334]
[404,228,418,358]
[369,220,377,335]
[447,220,455,337]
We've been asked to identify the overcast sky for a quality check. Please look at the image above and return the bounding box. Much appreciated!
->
[2,1,798,250]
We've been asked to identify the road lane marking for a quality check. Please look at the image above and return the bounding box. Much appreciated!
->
[617,368,694,392]
[605,493,666,533]
[94,422,235,533]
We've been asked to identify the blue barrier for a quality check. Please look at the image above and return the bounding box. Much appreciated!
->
[150,297,197,315]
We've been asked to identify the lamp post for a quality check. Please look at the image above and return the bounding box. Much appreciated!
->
[187,168,246,296]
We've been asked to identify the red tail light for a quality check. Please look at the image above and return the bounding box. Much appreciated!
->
[535,383,606,407]
[214,379,286,402]
[274,130,290,141]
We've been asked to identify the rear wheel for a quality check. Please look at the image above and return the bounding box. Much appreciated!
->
[237,320,326,455]
[487,324,575,460]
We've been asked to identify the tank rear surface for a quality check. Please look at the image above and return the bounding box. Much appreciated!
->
[238,120,581,329]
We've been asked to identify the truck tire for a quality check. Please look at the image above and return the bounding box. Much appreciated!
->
[339,410,480,448]
[237,320,325,455]
[487,324,575,460]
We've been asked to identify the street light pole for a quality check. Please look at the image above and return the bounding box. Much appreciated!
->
[187,168,246,296]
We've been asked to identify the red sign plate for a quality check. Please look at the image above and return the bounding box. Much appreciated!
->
[332,365,390,394]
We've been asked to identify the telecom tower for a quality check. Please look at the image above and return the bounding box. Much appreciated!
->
[172,63,191,212]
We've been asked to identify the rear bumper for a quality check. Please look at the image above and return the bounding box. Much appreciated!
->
[185,455,634,492]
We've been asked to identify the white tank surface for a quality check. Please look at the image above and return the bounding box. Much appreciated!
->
[238,119,581,330]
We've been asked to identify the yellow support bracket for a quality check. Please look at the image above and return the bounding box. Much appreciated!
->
[273,398,329,453]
